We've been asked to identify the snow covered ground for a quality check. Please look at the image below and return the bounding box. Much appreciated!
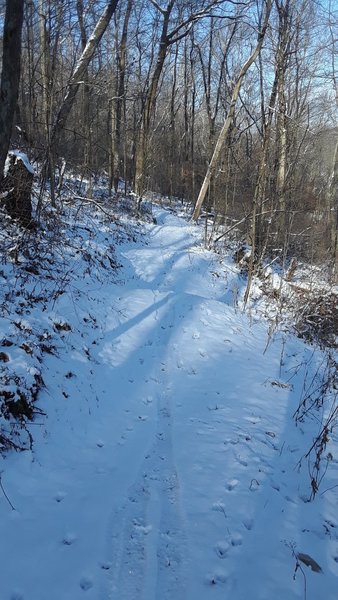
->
[1,203,337,600]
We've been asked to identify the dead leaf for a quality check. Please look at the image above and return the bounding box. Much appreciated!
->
[297,552,322,573]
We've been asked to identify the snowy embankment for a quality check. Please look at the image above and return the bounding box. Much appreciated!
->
[0,201,337,600]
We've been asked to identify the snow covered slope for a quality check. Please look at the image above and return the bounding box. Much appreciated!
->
[1,205,337,600]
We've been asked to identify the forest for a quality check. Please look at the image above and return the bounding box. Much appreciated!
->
[0,2,338,598]
[0,0,337,278]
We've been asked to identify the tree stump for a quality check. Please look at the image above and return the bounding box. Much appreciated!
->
[0,150,34,227]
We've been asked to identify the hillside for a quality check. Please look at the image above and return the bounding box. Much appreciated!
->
[0,198,337,600]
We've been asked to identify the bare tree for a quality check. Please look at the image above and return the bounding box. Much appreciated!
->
[109,0,133,195]
[48,0,120,161]
[134,0,232,204]
[327,0,338,280]
[192,0,272,221]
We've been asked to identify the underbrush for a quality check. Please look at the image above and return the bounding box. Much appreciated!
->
[252,263,338,498]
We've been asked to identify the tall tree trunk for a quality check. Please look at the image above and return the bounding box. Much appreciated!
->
[274,0,292,246]
[134,0,223,202]
[48,0,120,157]
[328,138,338,280]
[77,0,92,191]
[38,0,57,205]
[110,0,133,195]
[0,0,25,185]
[327,1,338,281]
[134,0,175,199]
[192,0,272,221]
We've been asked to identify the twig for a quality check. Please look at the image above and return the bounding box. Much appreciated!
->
[0,473,16,511]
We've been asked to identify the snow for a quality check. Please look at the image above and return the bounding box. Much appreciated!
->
[0,202,337,599]
[4,150,35,177]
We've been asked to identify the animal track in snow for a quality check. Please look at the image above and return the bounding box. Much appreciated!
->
[226,479,239,491]
[234,453,248,467]
[249,479,260,492]
[244,415,261,425]
[242,518,254,531]
[99,561,112,570]
[55,491,66,503]
[215,541,230,558]
[224,437,239,446]
[230,532,243,546]
[211,501,227,517]
[79,576,93,591]
[62,532,77,545]
[206,569,229,585]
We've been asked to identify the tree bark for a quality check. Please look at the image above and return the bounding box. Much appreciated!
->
[76,0,91,186]
[0,0,25,186]
[134,0,175,199]
[110,0,133,195]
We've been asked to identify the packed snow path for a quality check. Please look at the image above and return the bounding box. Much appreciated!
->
[1,207,337,600]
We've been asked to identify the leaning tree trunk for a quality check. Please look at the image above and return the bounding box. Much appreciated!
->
[48,0,120,160]
[192,0,272,222]
[0,0,25,186]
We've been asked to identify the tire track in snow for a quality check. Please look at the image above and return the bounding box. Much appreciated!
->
[102,312,186,600]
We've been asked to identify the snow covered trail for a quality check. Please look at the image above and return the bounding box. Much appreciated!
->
[1,207,337,600]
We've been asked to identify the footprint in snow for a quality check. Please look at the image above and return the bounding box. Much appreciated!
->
[249,479,260,492]
[79,576,93,591]
[234,454,248,467]
[242,518,254,531]
[10,593,24,600]
[55,491,66,503]
[224,438,239,446]
[215,541,230,558]
[62,532,77,545]
[211,501,227,516]
[226,479,239,491]
[206,569,229,585]
[230,533,243,546]
[99,561,112,571]
[244,416,261,425]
